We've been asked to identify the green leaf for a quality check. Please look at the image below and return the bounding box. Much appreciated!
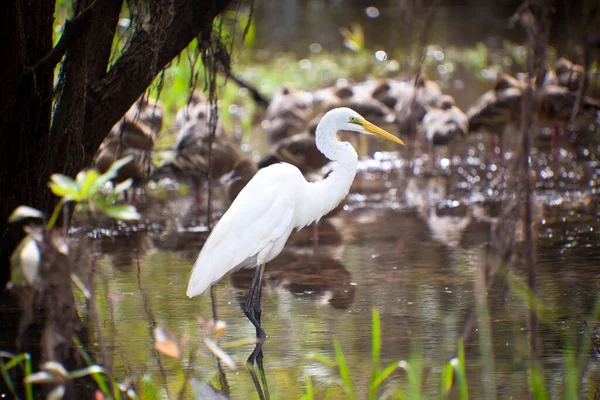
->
[77,169,101,198]
[49,174,80,201]
[8,206,45,223]
[334,340,355,400]
[90,155,134,194]
[114,178,134,195]
[103,205,140,221]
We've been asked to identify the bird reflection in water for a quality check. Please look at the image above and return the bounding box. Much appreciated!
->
[93,231,153,269]
[231,248,356,310]
[404,175,472,248]
[228,248,355,398]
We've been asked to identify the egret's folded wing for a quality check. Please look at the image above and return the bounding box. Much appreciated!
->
[186,166,298,297]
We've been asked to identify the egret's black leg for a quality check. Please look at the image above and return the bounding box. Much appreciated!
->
[247,264,267,366]
[244,265,265,399]
[244,264,270,399]
[252,269,270,400]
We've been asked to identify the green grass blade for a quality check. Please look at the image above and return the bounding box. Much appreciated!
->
[563,344,578,400]
[46,198,66,230]
[454,340,468,400]
[72,336,114,399]
[142,374,158,400]
[369,360,398,396]
[334,340,355,400]
[0,359,19,399]
[24,353,33,400]
[1,352,26,370]
[439,362,454,399]
[407,354,422,400]
[0,351,33,400]
[372,307,381,377]
[529,365,549,400]
[300,374,315,400]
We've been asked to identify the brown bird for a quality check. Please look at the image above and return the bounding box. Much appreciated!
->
[265,84,313,121]
[421,95,468,168]
[535,82,600,130]
[225,158,259,204]
[468,72,600,159]
[154,136,240,183]
[330,80,394,125]
[153,121,240,206]
[258,115,329,174]
[263,84,313,145]
[176,102,227,141]
[422,95,469,147]
[94,119,157,185]
[554,58,584,92]
[466,73,524,159]
[173,91,208,130]
[394,73,445,143]
[125,96,164,135]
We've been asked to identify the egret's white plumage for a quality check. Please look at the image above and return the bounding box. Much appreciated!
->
[186,107,404,297]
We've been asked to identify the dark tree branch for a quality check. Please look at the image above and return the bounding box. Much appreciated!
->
[82,0,235,166]
[32,0,114,74]
[225,71,270,108]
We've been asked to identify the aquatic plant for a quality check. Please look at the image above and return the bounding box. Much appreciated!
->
[8,156,140,289]
[307,308,469,399]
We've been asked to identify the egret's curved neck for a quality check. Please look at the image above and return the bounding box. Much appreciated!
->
[299,115,358,227]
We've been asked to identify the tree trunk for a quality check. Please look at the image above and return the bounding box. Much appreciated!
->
[0,0,236,394]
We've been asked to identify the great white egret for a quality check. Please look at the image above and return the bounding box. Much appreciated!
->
[186,107,404,378]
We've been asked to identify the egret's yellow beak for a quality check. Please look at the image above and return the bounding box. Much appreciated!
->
[362,119,405,145]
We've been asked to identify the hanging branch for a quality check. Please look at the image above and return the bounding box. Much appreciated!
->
[223,71,270,108]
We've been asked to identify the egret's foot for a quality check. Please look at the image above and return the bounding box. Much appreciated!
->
[246,335,270,400]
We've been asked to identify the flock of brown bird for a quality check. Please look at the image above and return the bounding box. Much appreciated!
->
[92,57,599,206]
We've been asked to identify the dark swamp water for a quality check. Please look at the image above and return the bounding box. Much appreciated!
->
[49,0,600,398]
[91,146,600,398]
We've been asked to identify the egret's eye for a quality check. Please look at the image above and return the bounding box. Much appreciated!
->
[348,116,362,125]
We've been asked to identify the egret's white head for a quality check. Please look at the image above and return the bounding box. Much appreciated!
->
[328,107,405,145]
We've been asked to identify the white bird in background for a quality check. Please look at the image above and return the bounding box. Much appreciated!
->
[186,107,404,383]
